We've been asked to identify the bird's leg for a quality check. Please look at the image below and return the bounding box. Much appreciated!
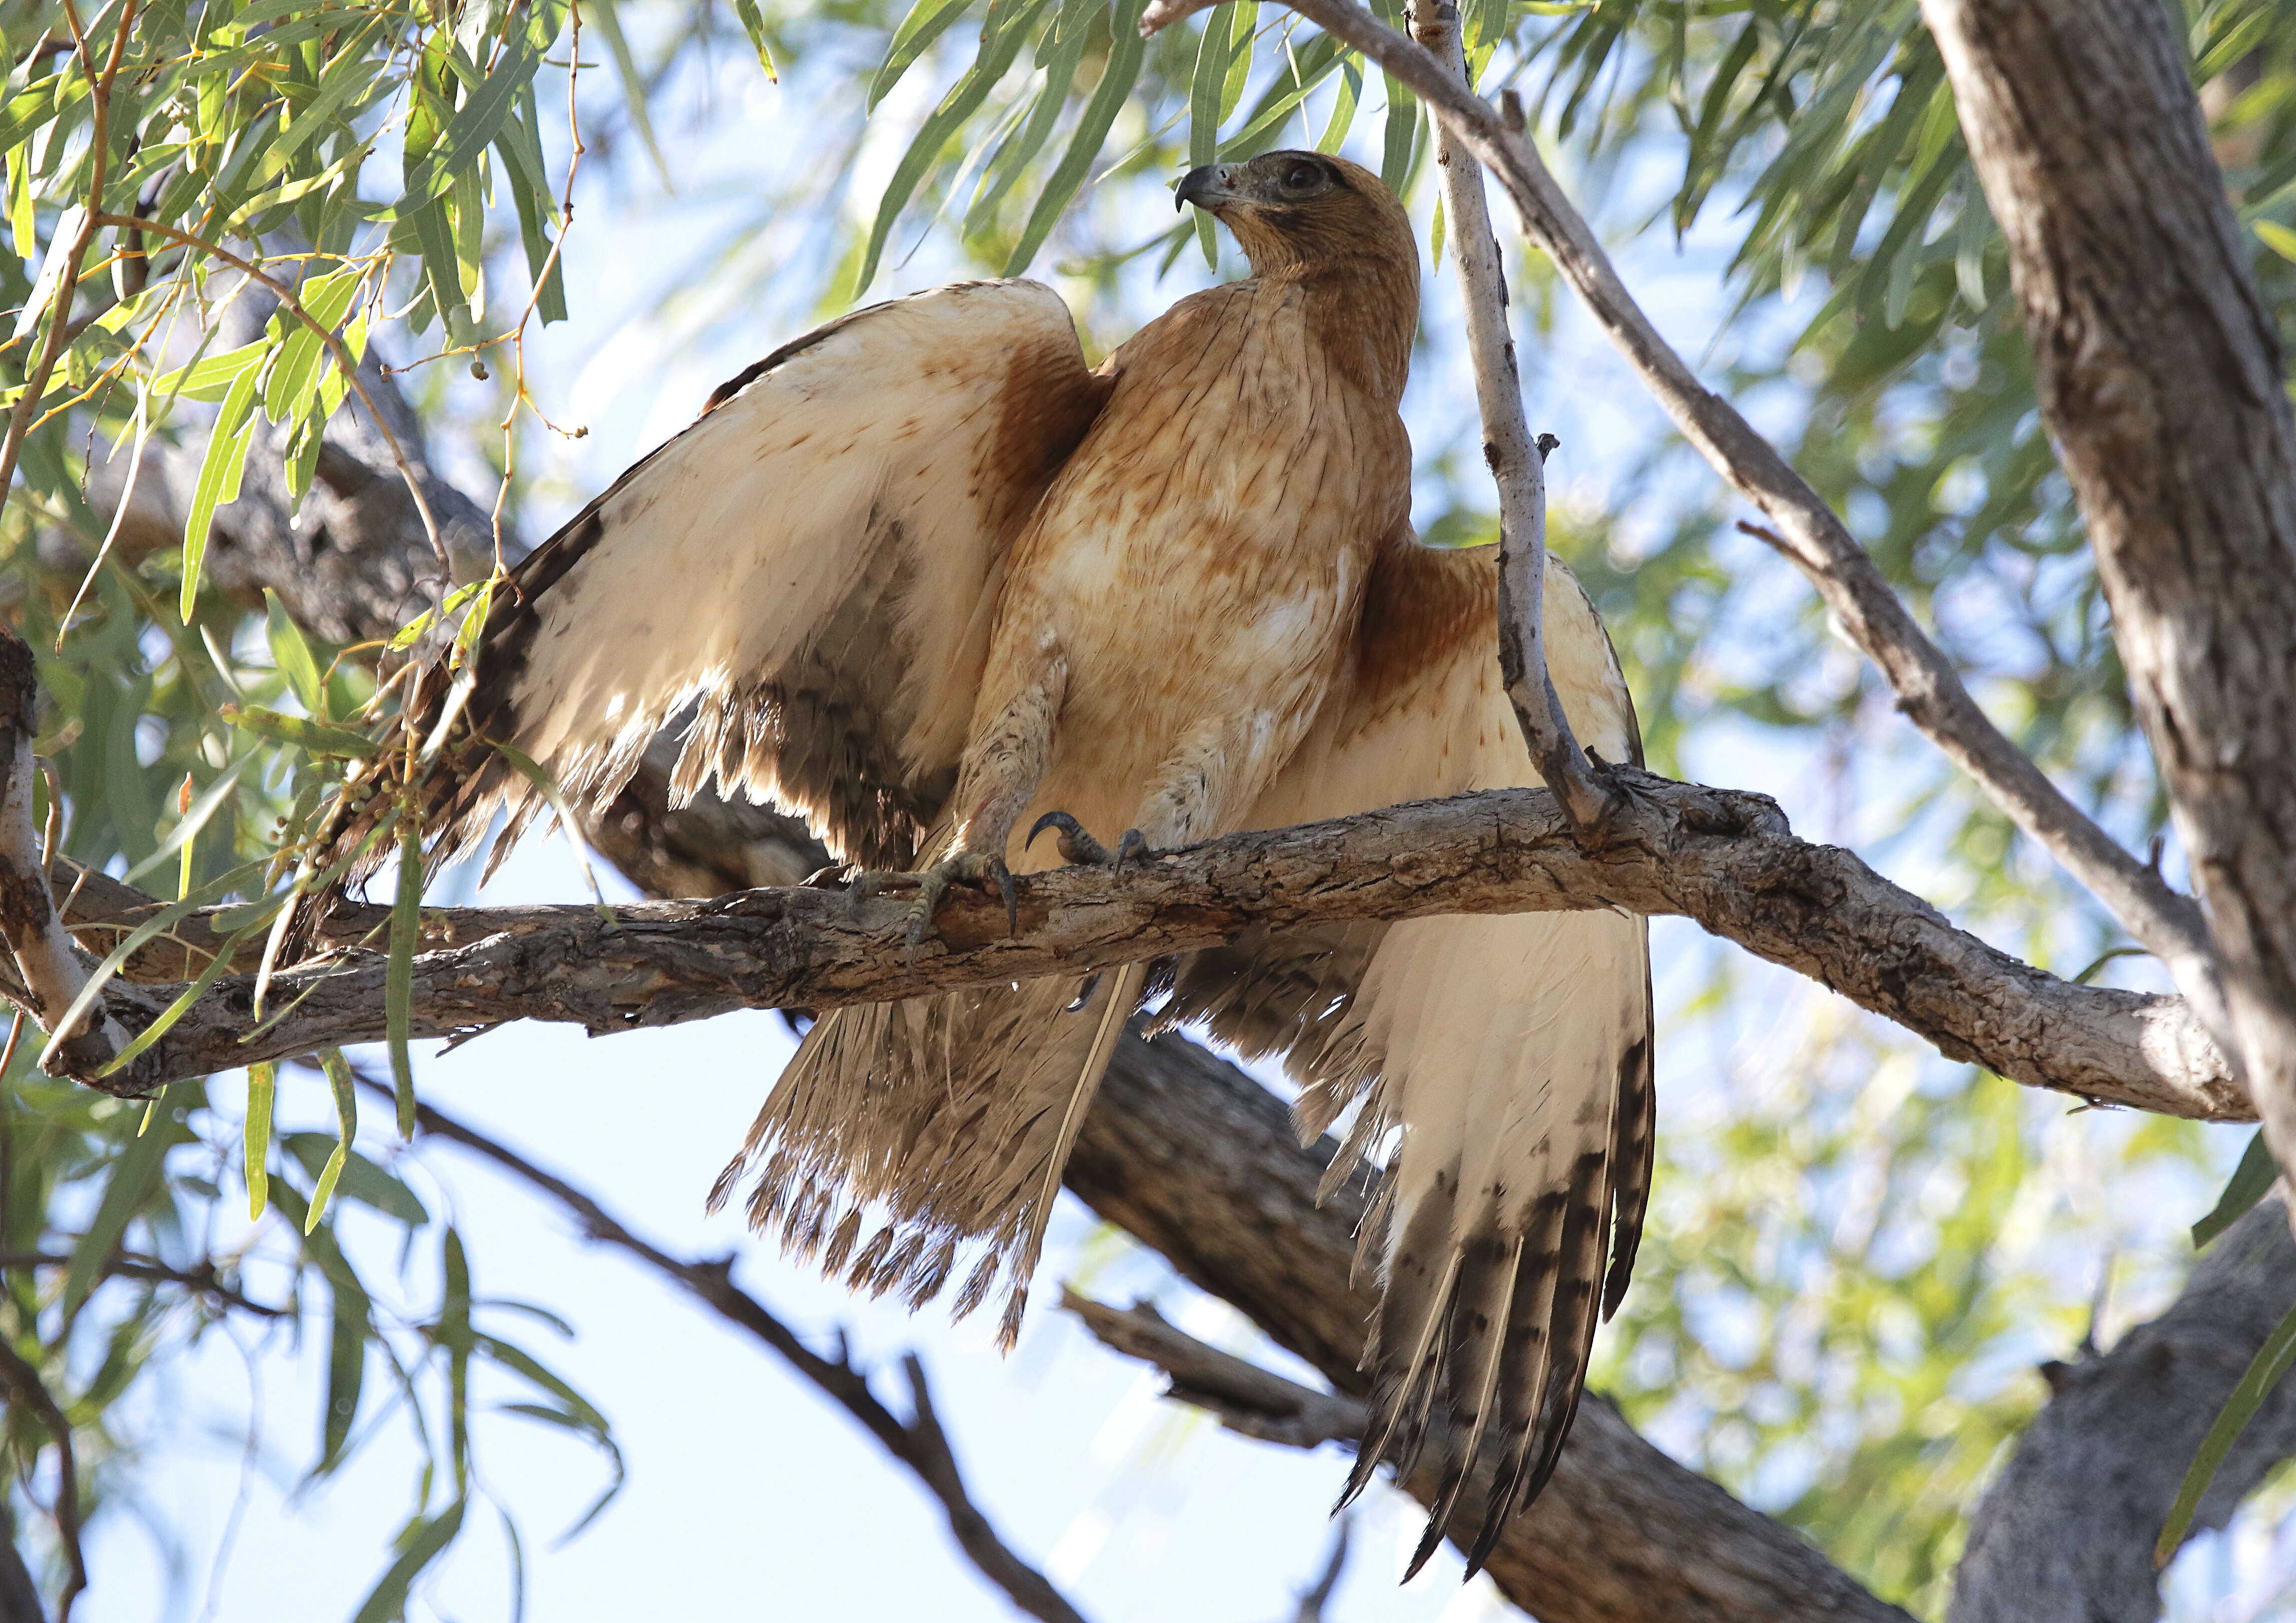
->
[851,648,1067,948]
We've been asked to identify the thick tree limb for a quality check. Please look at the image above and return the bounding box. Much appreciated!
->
[1069,1032,1914,1621]
[368,1076,1091,1623]
[1135,0,2224,1035]
[1918,0,2296,1220]
[1950,1200,2296,1622]
[47,773,2238,1118]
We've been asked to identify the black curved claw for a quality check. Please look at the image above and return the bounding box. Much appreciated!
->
[1026,809,1080,852]
[1113,828,1148,875]
[1024,809,1116,867]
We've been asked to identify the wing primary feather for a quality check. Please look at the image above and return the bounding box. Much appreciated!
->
[1604,1022,1656,1319]
[996,960,1147,1348]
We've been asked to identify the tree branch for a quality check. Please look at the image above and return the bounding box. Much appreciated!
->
[361,1076,1091,1623]
[0,1337,84,1623]
[49,772,2239,1119]
[1950,1200,2296,1622]
[1405,0,1606,827]
[1135,0,2225,1040]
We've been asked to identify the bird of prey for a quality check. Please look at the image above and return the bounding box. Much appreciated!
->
[351,149,1652,1569]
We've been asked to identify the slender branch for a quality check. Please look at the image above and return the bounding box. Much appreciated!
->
[0,1338,85,1623]
[1406,0,1606,826]
[0,631,123,1070]
[0,1251,287,1318]
[358,1076,1091,1623]
[49,772,2242,1118]
[91,215,448,569]
[1137,0,2225,1043]
[0,0,138,506]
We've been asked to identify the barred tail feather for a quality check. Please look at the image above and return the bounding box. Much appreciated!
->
[712,966,1147,1341]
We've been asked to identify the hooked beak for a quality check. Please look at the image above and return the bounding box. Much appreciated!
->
[1175,163,1241,212]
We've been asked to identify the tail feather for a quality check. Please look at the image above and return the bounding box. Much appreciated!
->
[713,966,1148,1342]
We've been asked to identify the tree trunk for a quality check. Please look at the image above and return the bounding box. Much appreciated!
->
[1920,0,2296,1179]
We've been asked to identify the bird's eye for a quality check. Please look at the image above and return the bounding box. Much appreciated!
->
[1281,159,1324,192]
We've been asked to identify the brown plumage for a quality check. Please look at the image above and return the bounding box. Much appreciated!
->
[337,151,1652,1570]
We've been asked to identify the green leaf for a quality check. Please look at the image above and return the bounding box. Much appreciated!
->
[488,741,616,924]
[281,1134,430,1226]
[442,1227,473,1488]
[246,1060,276,1221]
[871,0,975,110]
[1188,13,1230,265]
[2156,1297,2296,1567]
[350,1499,466,1623]
[2193,1131,2281,1250]
[388,808,422,1137]
[1379,69,1417,196]
[729,0,777,78]
[856,0,1051,295]
[1007,0,1148,275]
[585,0,671,189]
[1316,58,1360,154]
[2256,219,2296,264]
[179,359,262,618]
[150,339,268,404]
[304,1049,360,1235]
[219,703,381,757]
[265,590,326,711]
[63,1101,185,1317]
[95,921,263,1077]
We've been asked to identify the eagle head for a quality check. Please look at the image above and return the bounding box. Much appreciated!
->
[1175,150,1417,280]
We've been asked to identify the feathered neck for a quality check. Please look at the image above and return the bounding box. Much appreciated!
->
[1259,250,1420,407]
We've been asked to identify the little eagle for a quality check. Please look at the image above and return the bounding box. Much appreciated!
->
[357,149,1652,1571]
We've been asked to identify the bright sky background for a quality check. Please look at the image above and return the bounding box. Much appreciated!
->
[60,14,2282,1621]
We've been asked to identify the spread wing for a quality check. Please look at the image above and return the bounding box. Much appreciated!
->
[1157,530,1654,1572]
[423,278,1108,873]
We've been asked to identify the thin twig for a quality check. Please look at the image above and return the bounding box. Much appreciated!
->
[89,214,449,570]
[0,0,139,506]
[0,1251,287,1318]
[0,1336,87,1623]
[1292,1513,1352,1623]
[359,1076,1092,1623]
[1139,0,2226,1043]
[1405,0,1607,827]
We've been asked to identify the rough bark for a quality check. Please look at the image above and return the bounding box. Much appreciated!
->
[1920,0,2296,1192]
[1951,1200,2296,1622]
[53,773,2238,1118]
